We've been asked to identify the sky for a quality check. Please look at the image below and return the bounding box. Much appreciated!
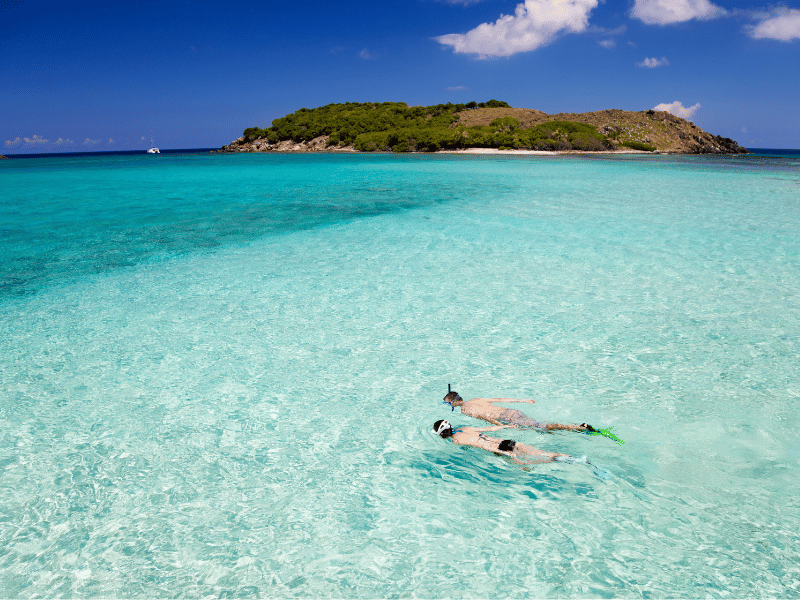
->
[2,0,799,152]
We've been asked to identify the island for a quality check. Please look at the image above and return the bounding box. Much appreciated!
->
[219,101,748,155]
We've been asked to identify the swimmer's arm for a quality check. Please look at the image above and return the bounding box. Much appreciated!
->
[473,425,517,433]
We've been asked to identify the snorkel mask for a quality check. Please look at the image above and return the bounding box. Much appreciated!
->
[435,420,452,436]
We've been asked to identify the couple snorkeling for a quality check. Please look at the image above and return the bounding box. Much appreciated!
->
[434,384,619,467]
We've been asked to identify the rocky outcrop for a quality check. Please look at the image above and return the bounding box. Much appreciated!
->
[217,135,355,154]
[0,155,9,159]
[545,109,748,154]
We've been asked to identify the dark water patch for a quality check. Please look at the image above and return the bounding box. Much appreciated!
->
[0,154,462,297]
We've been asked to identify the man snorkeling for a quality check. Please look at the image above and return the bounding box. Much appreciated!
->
[443,384,597,434]
[432,420,587,466]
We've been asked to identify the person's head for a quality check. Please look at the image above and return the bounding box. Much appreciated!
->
[433,419,454,438]
[443,384,463,409]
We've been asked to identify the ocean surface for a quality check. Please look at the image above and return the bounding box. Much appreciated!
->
[1,151,799,598]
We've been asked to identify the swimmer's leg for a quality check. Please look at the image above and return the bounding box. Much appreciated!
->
[507,417,592,433]
[544,422,595,433]
[503,417,554,433]
[511,443,564,465]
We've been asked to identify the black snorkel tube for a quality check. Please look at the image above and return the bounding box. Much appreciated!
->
[443,383,455,411]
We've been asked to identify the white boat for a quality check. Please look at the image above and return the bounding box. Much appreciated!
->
[147,135,160,154]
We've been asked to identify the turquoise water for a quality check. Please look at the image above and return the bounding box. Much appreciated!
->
[1,152,799,598]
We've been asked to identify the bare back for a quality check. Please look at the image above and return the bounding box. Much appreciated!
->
[450,426,508,453]
[460,398,536,426]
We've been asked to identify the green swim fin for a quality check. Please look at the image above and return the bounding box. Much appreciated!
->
[589,426,625,446]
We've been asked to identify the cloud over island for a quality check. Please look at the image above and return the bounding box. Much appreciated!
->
[653,100,701,119]
[435,0,598,58]
[435,0,797,61]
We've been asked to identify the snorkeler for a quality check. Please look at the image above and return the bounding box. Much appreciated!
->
[432,420,587,466]
[443,384,597,434]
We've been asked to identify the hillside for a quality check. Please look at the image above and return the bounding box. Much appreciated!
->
[220,102,747,155]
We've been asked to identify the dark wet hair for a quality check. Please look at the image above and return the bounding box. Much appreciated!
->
[443,383,463,406]
[433,420,453,438]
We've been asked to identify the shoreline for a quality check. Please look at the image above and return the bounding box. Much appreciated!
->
[216,134,705,156]
[436,147,653,156]
[215,147,676,156]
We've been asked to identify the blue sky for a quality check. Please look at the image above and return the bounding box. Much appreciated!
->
[3,0,799,152]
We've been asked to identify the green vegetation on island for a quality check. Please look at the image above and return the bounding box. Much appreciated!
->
[239,100,619,153]
[620,141,657,152]
[225,101,748,154]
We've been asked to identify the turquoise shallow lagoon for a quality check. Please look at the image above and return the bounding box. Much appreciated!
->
[1,152,799,597]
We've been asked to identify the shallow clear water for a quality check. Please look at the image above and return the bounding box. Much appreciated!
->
[1,152,799,598]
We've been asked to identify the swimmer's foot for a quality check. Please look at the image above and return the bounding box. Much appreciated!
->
[554,454,588,464]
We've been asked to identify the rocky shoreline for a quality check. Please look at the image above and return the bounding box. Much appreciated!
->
[218,136,357,154]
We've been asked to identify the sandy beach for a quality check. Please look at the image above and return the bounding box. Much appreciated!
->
[437,147,655,156]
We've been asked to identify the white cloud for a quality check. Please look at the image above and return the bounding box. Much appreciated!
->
[748,8,800,40]
[83,138,101,145]
[5,137,21,147]
[637,56,670,67]
[435,0,599,58]
[631,0,726,24]
[445,85,472,91]
[24,135,49,144]
[589,24,625,48]
[108,138,115,144]
[53,138,74,145]
[359,48,373,59]
[653,100,701,119]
